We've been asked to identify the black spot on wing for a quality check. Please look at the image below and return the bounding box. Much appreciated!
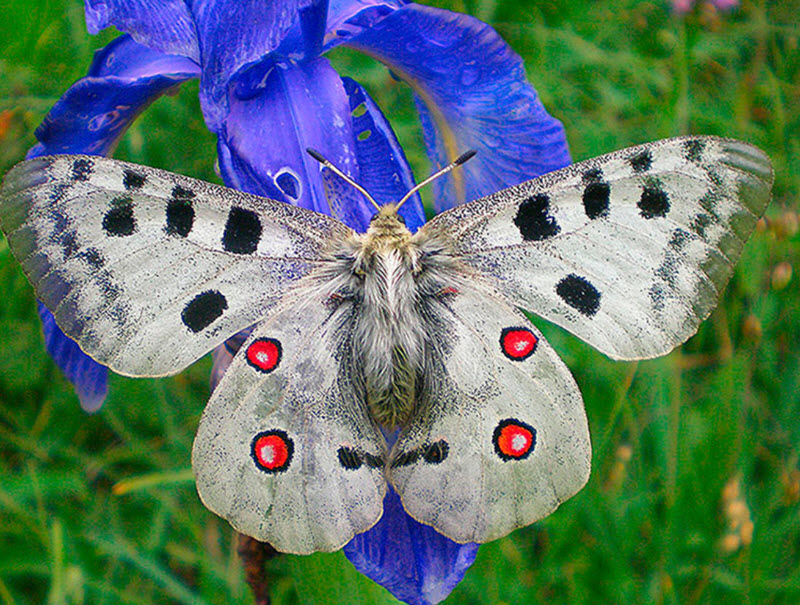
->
[581,167,604,183]
[102,197,137,236]
[71,158,93,182]
[364,453,384,469]
[582,182,610,219]
[172,185,195,200]
[556,274,601,316]
[422,440,449,464]
[630,150,653,173]
[390,449,420,469]
[683,139,706,163]
[123,169,146,190]
[166,185,196,237]
[638,186,670,219]
[59,230,79,260]
[181,290,227,333]
[337,446,363,470]
[166,199,194,237]
[79,247,105,268]
[513,193,560,241]
[690,213,713,238]
[163,188,195,238]
[223,207,262,254]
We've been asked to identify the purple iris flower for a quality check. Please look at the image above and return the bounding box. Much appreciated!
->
[28,1,570,603]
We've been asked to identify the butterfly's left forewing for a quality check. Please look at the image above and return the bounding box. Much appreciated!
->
[0,155,350,376]
[387,280,590,544]
[193,286,388,555]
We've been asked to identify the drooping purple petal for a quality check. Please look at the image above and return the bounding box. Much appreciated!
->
[210,329,253,392]
[190,0,318,130]
[28,35,199,410]
[344,487,478,605]
[324,0,406,49]
[341,77,425,233]
[29,35,199,157]
[38,303,107,413]
[343,3,571,211]
[84,0,200,62]
[217,56,383,230]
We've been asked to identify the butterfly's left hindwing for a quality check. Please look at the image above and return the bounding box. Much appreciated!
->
[387,281,590,545]
[192,287,387,555]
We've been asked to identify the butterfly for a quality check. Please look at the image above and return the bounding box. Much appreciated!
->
[0,136,772,554]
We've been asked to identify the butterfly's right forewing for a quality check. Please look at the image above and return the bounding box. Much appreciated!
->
[424,136,772,360]
[0,155,351,376]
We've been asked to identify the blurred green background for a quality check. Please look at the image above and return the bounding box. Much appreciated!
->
[0,0,798,603]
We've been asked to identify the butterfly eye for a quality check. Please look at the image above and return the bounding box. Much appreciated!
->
[396,214,406,226]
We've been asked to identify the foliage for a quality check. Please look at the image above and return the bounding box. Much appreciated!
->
[0,0,798,603]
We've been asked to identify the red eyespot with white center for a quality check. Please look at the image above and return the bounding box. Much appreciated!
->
[246,338,282,373]
[251,430,294,473]
[493,419,537,461]
[500,327,538,361]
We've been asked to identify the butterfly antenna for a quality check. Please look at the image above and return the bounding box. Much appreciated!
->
[306,148,381,211]
[395,149,477,211]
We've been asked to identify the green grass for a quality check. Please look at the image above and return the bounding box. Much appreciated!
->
[0,0,798,603]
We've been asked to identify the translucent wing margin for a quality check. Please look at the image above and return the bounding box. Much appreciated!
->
[0,155,352,376]
[422,136,773,360]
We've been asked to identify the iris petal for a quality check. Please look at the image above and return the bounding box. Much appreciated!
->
[342,77,425,233]
[38,302,107,413]
[28,35,199,410]
[343,3,571,211]
[324,0,406,49]
[344,487,478,605]
[216,56,382,229]
[30,37,199,157]
[190,0,317,129]
[84,0,200,62]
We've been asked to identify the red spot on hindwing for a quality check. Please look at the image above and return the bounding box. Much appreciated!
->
[251,430,293,473]
[246,338,282,373]
[500,327,538,360]
[493,419,536,461]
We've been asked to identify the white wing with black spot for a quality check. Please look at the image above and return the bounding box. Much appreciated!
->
[387,281,590,544]
[422,136,773,360]
[0,155,352,376]
[192,285,388,554]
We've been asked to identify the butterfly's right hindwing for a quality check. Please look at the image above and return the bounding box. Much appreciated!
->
[388,280,590,544]
[0,155,352,376]
[192,287,388,554]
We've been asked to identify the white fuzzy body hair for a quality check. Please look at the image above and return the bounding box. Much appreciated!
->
[313,204,463,428]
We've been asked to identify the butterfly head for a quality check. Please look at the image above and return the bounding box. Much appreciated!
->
[362,204,413,256]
